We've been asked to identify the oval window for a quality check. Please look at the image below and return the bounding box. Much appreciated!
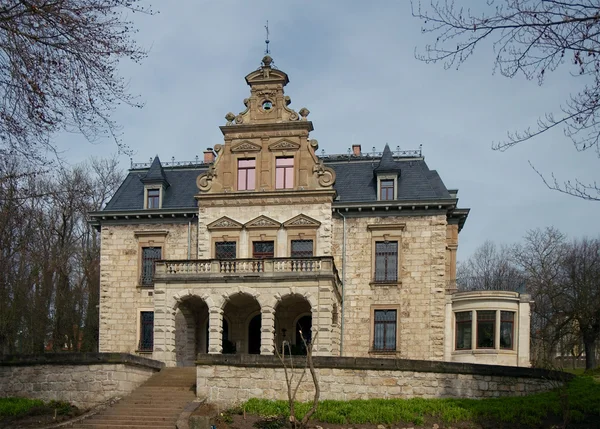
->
[262,100,273,111]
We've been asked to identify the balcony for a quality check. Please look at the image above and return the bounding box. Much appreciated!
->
[154,256,342,293]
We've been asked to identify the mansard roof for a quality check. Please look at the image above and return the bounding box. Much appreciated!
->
[141,156,170,186]
[103,152,454,212]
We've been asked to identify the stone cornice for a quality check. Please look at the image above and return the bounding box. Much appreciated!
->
[196,189,335,207]
[88,208,197,229]
[220,121,313,135]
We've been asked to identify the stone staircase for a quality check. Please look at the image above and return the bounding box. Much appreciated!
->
[68,367,197,429]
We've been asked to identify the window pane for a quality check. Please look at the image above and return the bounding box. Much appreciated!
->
[276,157,294,167]
[276,157,294,189]
[139,311,154,351]
[238,170,247,190]
[477,310,495,348]
[238,159,255,191]
[373,310,396,351]
[284,167,294,188]
[380,180,394,201]
[239,159,255,168]
[455,311,472,350]
[253,241,274,258]
[247,168,255,190]
[141,247,161,286]
[215,242,236,259]
[275,168,285,189]
[291,240,313,258]
[500,311,514,349]
[374,241,398,282]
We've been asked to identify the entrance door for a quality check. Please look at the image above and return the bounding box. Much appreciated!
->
[248,314,261,354]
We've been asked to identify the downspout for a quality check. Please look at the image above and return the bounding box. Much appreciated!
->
[337,210,347,356]
[187,217,192,259]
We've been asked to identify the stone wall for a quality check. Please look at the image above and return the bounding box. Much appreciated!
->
[99,222,194,354]
[196,355,568,407]
[332,214,447,360]
[0,353,163,409]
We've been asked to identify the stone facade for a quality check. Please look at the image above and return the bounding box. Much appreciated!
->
[195,355,563,407]
[0,353,161,409]
[92,54,532,369]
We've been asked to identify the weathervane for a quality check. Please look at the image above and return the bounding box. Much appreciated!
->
[264,20,270,55]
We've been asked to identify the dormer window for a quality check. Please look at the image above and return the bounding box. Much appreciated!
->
[377,175,398,201]
[147,188,160,209]
[380,180,394,201]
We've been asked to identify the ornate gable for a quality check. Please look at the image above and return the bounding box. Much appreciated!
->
[283,214,321,228]
[207,216,243,231]
[245,215,281,229]
[231,140,262,153]
[268,139,300,152]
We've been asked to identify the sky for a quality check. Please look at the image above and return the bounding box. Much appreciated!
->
[55,1,600,262]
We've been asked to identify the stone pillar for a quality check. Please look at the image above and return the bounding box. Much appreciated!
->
[518,295,532,367]
[153,287,177,366]
[260,306,275,355]
[208,306,223,354]
[312,285,334,356]
[443,295,453,362]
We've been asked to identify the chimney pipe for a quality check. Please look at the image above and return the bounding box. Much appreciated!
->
[203,148,216,164]
[352,144,361,156]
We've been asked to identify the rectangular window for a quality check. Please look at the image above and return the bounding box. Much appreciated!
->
[373,309,397,351]
[477,310,496,349]
[141,247,162,286]
[275,157,294,189]
[291,239,314,258]
[147,189,160,209]
[374,241,398,282]
[455,311,472,350]
[380,180,394,201]
[253,241,274,259]
[215,242,236,259]
[238,159,256,191]
[500,311,514,349]
[139,311,154,352]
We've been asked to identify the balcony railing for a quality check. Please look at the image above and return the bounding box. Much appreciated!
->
[156,256,334,275]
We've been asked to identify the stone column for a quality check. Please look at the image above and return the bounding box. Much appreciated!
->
[208,306,223,354]
[153,287,176,366]
[518,294,532,367]
[260,306,275,355]
[312,284,334,356]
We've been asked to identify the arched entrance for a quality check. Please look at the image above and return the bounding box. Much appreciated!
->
[248,314,262,355]
[275,294,312,355]
[175,295,209,366]
[222,292,261,354]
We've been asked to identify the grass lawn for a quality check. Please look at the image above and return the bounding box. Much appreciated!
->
[0,397,78,428]
[236,375,600,428]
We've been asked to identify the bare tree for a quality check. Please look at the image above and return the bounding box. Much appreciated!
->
[456,240,525,291]
[412,0,600,200]
[275,331,320,429]
[0,1,153,166]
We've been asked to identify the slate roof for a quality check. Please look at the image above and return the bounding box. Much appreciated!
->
[104,167,206,210]
[373,144,399,174]
[328,157,452,203]
[141,156,170,186]
[103,155,454,211]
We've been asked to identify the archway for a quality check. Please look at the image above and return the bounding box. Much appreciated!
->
[275,294,312,355]
[222,292,261,354]
[175,295,209,366]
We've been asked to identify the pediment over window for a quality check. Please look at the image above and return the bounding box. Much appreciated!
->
[231,140,262,153]
[283,214,321,228]
[207,216,243,231]
[268,139,300,152]
[245,215,281,229]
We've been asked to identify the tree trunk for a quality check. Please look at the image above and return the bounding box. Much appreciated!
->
[584,337,597,370]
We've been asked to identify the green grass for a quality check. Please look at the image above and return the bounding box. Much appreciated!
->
[0,397,74,418]
[240,376,600,427]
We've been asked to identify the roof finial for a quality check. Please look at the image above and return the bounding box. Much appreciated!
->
[264,20,270,55]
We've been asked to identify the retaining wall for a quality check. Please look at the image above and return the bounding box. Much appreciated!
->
[0,353,163,409]
[196,355,570,406]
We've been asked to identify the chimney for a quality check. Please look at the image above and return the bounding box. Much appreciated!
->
[203,148,216,164]
[352,144,362,156]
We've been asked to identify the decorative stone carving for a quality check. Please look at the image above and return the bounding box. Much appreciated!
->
[234,114,244,125]
[214,144,223,153]
[196,164,216,192]
[309,139,319,151]
[284,96,291,106]
[313,160,336,187]
[207,216,243,230]
[245,215,281,229]
[299,107,310,120]
[225,112,235,126]
[283,214,321,228]
[231,141,262,153]
[268,140,300,152]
